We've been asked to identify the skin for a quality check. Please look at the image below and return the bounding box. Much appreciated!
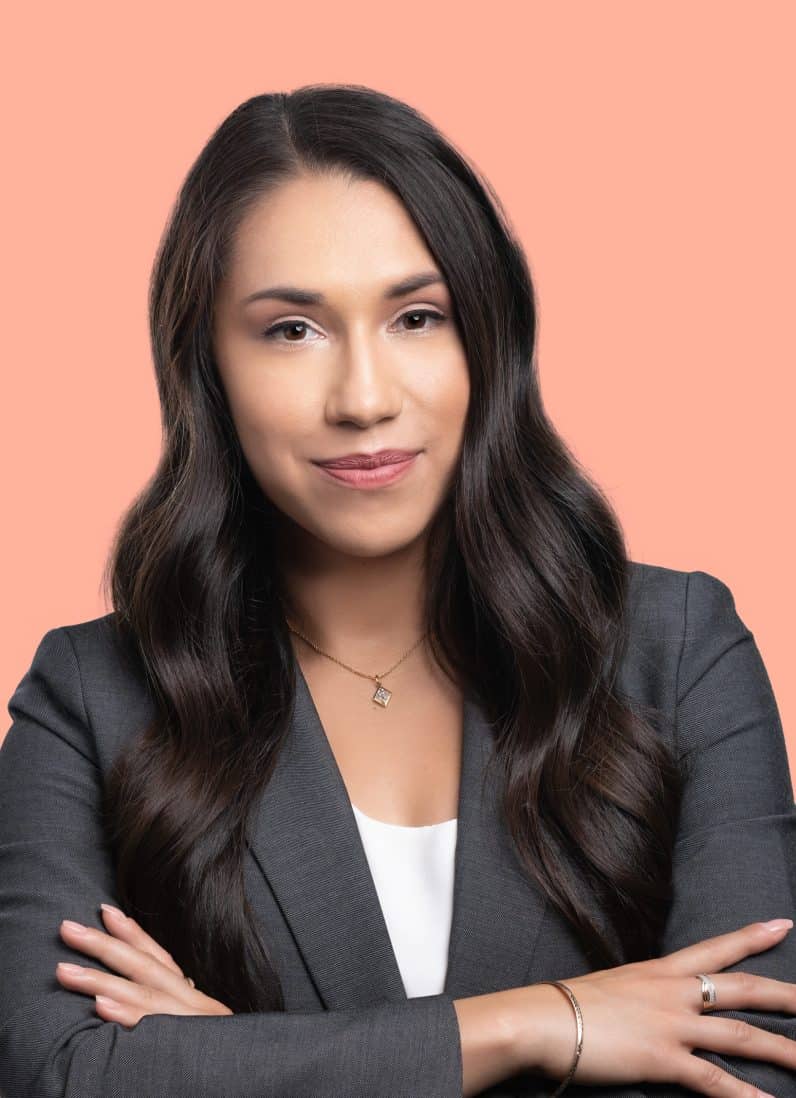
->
[56,169,472,1021]
[54,177,796,1097]
[56,909,232,1023]
[211,170,471,671]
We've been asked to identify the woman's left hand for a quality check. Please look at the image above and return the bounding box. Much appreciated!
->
[56,904,234,1026]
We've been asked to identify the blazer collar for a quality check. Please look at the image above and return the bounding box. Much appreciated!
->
[246,653,550,1007]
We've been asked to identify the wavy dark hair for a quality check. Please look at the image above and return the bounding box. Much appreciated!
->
[101,83,684,1014]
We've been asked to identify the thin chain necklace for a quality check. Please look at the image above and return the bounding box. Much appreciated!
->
[286,620,429,707]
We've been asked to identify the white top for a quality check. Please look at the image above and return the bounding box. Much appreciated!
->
[350,802,458,998]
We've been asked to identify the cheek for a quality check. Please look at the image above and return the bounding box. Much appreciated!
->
[421,353,470,446]
[225,380,314,487]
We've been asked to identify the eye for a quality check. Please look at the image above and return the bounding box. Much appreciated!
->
[393,308,447,334]
[260,319,322,344]
[260,308,447,344]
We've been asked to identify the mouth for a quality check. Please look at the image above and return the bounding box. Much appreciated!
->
[313,448,421,470]
[312,452,420,490]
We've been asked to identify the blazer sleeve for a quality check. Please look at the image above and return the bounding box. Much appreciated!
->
[0,627,464,1098]
[653,569,796,1097]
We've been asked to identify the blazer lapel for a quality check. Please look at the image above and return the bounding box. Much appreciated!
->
[246,651,549,1009]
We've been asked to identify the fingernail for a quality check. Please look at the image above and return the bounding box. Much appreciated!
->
[61,920,88,934]
[762,918,793,932]
[57,963,85,975]
[100,903,127,921]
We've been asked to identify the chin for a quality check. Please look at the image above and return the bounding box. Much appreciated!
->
[312,519,430,560]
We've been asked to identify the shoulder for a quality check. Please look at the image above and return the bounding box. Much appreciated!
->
[619,561,751,722]
[9,612,155,773]
[32,611,144,695]
[625,559,744,643]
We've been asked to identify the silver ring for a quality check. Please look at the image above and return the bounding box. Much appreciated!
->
[695,973,718,1011]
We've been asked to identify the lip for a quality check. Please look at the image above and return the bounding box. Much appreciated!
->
[313,452,419,489]
[314,449,421,469]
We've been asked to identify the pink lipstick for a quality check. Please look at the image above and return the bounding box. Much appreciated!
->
[312,450,420,489]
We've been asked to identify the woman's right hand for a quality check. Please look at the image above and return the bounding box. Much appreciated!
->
[523,918,795,1097]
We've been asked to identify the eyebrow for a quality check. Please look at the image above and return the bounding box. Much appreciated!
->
[240,270,447,308]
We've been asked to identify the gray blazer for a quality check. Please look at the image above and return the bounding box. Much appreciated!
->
[1,562,794,1098]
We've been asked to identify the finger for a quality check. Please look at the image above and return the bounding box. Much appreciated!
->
[672,1051,779,1098]
[93,989,202,1028]
[56,961,195,1010]
[672,970,796,1016]
[684,1015,796,1077]
[55,959,230,1017]
[662,919,793,977]
[99,905,185,977]
[95,994,144,1028]
[59,921,193,1000]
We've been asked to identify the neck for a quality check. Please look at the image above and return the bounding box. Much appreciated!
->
[276,527,429,668]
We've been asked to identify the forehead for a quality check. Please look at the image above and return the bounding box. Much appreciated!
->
[225,172,440,299]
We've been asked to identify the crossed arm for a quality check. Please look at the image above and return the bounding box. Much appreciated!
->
[2,572,795,1097]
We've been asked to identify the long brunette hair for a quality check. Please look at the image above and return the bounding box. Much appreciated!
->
[101,84,683,1013]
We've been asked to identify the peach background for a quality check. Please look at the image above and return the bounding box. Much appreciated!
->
[1,2,793,783]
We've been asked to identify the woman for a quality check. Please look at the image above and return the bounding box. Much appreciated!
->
[1,84,794,1098]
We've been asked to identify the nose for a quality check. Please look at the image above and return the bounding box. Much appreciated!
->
[324,327,402,427]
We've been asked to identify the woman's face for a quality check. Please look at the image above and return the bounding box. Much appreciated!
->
[212,171,470,561]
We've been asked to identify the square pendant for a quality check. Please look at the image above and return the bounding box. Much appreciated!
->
[372,683,392,707]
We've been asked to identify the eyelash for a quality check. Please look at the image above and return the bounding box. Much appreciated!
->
[260,308,447,344]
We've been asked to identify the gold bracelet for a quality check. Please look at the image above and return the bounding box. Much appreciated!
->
[538,980,584,1096]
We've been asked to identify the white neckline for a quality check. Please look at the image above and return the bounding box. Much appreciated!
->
[351,802,457,831]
